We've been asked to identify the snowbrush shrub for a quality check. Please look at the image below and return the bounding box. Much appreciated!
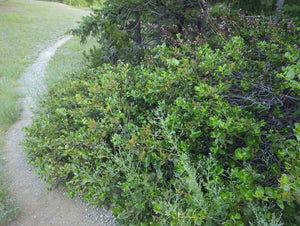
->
[23,33,299,224]
[23,5,300,225]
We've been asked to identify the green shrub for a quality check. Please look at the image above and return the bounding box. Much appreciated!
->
[22,5,300,225]
[23,33,299,224]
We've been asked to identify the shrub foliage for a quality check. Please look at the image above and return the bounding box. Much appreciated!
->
[23,4,299,226]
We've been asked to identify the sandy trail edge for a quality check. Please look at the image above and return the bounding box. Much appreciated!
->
[3,37,116,226]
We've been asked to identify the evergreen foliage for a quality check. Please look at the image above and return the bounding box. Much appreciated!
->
[70,0,209,64]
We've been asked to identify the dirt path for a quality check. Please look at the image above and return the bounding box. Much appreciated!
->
[3,37,116,226]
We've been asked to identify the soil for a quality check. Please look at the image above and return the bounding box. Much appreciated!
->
[3,37,116,226]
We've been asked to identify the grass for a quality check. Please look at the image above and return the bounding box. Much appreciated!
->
[0,0,89,128]
[0,146,19,225]
[0,0,90,224]
[0,78,20,128]
[45,36,96,86]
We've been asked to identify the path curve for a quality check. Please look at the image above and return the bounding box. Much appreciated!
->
[3,37,116,226]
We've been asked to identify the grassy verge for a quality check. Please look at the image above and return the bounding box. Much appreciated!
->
[0,0,88,128]
[0,0,89,224]
[0,145,19,225]
[45,37,96,86]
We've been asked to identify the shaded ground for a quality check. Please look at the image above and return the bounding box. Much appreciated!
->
[3,37,116,226]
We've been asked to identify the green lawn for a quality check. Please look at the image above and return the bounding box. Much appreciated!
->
[0,0,90,224]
